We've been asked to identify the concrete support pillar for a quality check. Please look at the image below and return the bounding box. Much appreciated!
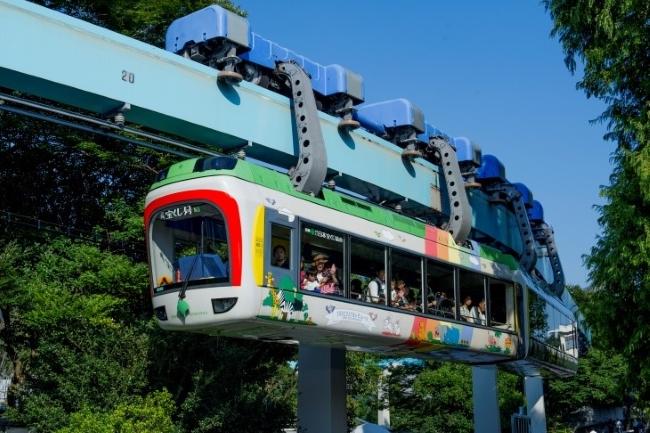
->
[297,344,347,433]
[377,368,390,427]
[525,376,547,433]
[472,365,501,433]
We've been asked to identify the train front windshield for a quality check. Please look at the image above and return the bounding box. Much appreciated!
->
[149,202,230,293]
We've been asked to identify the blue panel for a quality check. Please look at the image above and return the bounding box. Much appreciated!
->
[528,200,544,223]
[325,64,347,95]
[454,137,482,167]
[476,154,506,182]
[241,33,274,68]
[178,254,228,279]
[512,182,534,208]
[324,64,363,102]
[166,6,363,101]
[241,33,365,100]
[355,99,425,136]
[417,122,449,145]
[165,6,249,53]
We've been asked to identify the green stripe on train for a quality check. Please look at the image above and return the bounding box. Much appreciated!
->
[151,158,518,271]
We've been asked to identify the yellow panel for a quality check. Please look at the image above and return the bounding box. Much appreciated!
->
[252,205,265,286]
[447,246,461,265]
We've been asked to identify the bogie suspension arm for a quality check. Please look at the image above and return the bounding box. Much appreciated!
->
[276,61,328,195]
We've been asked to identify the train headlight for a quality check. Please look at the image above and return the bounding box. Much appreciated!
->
[211,297,238,314]
[154,306,168,321]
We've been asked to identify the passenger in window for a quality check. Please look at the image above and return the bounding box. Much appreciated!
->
[319,271,338,295]
[472,299,487,326]
[272,245,289,268]
[393,281,414,311]
[367,269,386,304]
[390,279,397,303]
[460,296,474,323]
[312,254,340,295]
[302,270,320,292]
[431,292,454,318]
[313,253,329,282]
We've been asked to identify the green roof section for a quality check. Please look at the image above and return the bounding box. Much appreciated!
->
[150,157,521,270]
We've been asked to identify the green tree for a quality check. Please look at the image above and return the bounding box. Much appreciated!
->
[55,391,178,433]
[0,240,151,432]
[546,348,628,431]
[0,1,306,432]
[545,0,650,399]
[384,362,522,433]
[346,352,382,426]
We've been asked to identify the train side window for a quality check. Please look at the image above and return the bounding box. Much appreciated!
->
[489,279,515,330]
[350,237,386,304]
[425,260,455,319]
[270,224,291,269]
[390,249,422,312]
[545,304,560,349]
[458,270,486,325]
[300,224,345,297]
[528,290,548,340]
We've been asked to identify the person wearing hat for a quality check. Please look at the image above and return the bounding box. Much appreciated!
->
[313,253,339,294]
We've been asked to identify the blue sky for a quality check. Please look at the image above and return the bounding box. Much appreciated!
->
[235,0,614,287]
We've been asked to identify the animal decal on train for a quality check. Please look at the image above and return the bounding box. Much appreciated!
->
[259,276,313,324]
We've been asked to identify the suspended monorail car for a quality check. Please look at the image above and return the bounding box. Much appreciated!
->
[145,156,578,377]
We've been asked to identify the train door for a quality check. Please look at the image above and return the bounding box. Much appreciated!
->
[264,209,299,289]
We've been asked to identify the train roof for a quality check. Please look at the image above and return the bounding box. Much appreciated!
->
[151,156,530,275]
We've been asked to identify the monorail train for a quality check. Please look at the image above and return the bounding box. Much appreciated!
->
[145,156,578,377]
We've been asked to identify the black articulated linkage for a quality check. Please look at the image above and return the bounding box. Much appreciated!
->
[486,185,537,272]
[275,61,328,195]
[426,136,472,244]
[532,223,565,296]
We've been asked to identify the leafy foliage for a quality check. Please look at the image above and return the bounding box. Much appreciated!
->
[0,241,150,432]
[346,352,382,426]
[150,332,297,433]
[382,362,522,433]
[55,391,178,433]
[545,0,650,399]
[546,348,627,422]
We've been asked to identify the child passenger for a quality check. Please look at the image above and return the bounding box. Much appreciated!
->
[302,270,320,292]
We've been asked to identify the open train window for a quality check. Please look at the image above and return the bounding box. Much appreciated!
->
[149,202,229,293]
[390,249,422,312]
[350,237,386,304]
[458,270,486,325]
[489,279,515,330]
[425,260,456,320]
[300,224,345,297]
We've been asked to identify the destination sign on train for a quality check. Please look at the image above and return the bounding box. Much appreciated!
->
[159,205,201,220]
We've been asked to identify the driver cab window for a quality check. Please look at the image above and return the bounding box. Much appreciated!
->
[149,202,229,292]
[270,224,291,269]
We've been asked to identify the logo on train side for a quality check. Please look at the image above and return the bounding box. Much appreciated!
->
[382,316,401,336]
[325,305,376,331]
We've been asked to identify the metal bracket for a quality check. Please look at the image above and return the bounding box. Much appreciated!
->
[428,137,472,244]
[486,185,537,272]
[216,45,243,84]
[276,61,328,195]
[533,223,565,296]
[104,102,131,126]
